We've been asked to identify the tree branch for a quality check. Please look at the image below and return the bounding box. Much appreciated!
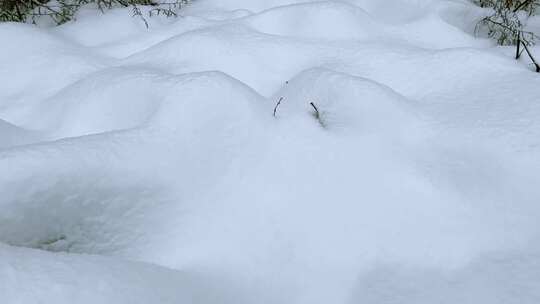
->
[521,39,540,72]
[273,97,283,117]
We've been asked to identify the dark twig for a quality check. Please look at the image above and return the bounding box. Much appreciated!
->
[514,0,534,12]
[516,31,521,59]
[132,4,149,28]
[309,102,324,127]
[273,97,283,118]
[521,39,540,72]
[310,102,320,118]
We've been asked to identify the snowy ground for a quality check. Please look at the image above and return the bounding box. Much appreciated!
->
[1,0,540,303]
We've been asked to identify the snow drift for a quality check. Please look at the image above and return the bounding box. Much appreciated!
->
[1,0,540,303]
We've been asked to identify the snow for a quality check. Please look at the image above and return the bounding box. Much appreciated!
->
[1,0,540,303]
[0,243,242,304]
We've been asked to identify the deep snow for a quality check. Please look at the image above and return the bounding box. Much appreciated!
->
[1,0,540,303]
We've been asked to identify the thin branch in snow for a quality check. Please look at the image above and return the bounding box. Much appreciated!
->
[521,39,540,72]
[273,97,284,118]
[132,5,149,28]
[310,102,325,127]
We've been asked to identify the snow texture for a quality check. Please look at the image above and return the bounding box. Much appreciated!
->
[1,0,540,303]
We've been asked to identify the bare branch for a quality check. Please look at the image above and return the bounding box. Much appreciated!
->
[273,97,283,118]
[309,102,325,127]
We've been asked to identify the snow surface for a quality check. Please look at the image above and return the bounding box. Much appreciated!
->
[1,0,540,303]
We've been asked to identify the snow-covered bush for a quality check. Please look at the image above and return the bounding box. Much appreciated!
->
[0,0,190,25]
[475,0,540,71]
[475,0,538,45]
[477,0,539,14]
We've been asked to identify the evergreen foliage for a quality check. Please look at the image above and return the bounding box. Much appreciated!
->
[0,0,190,25]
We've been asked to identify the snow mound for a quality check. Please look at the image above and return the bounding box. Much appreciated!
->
[1,0,540,303]
[18,68,173,137]
[243,2,377,41]
[0,71,266,256]
[273,68,421,136]
[0,23,107,124]
[0,243,245,304]
[122,23,334,95]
